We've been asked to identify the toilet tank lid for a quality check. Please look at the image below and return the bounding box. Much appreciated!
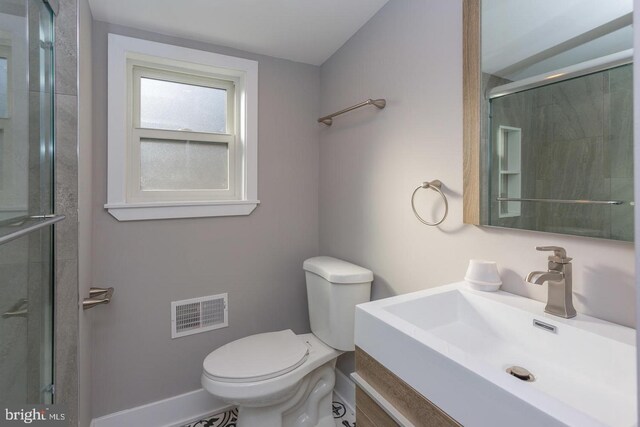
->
[303,256,373,284]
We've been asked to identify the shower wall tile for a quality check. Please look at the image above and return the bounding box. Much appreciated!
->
[54,0,78,424]
[0,259,28,405]
[54,0,78,96]
[537,137,607,199]
[607,80,633,141]
[54,258,78,420]
[533,179,609,239]
[55,95,79,195]
[0,319,27,404]
[0,260,28,307]
[552,73,604,141]
[607,79,633,179]
[608,137,633,180]
[54,94,79,261]
[531,84,553,107]
[608,65,633,93]
[528,104,553,144]
[0,232,29,265]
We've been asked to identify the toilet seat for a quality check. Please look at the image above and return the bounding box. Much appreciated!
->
[203,330,309,383]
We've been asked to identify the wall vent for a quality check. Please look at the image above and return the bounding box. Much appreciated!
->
[171,293,228,338]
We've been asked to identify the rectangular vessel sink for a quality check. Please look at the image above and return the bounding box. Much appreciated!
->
[355,282,637,427]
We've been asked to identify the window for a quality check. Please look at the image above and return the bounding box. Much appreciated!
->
[129,65,237,202]
[106,34,258,221]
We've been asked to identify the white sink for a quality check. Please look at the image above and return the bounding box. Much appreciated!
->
[355,282,637,427]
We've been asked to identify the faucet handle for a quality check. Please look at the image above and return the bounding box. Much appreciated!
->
[535,246,572,263]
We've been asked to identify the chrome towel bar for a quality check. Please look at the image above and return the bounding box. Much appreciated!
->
[318,98,386,126]
[497,197,627,205]
[411,180,449,226]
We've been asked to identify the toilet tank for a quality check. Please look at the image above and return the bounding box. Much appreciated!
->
[303,256,373,351]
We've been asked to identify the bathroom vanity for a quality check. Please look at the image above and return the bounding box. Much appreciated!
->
[354,347,459,426]
[353,282,637,427]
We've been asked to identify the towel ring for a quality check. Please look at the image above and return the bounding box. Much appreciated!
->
[411,180,449,226]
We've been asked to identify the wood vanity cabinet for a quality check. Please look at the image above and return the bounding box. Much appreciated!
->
[354,347,461,427]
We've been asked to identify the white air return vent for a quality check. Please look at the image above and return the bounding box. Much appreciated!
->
[171,293,228,338]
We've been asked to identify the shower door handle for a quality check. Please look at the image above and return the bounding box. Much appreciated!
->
[82,287,114,310]
[0,214,65,246]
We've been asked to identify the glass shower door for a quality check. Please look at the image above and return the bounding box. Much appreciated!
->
[0,0,57,405]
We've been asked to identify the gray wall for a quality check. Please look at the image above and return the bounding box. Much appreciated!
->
[318,0,635,374]
[91,22,320,417]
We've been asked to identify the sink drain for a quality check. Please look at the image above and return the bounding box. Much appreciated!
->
[506,366,535,382]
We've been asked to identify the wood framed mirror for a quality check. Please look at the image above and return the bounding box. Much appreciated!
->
[463,0,634,241]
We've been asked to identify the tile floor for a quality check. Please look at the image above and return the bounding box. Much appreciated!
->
[183,393,356,427]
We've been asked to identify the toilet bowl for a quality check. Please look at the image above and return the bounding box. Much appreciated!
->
[201,257,373,427]
[202,332,340,427]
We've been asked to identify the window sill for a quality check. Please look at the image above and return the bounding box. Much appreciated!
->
[104,200,260,221]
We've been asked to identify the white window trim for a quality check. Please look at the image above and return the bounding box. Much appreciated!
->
[105,34,259,221]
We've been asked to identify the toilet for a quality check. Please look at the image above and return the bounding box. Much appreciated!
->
[201,256,373,427]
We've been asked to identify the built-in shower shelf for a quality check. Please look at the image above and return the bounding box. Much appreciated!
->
[497,125,522,218]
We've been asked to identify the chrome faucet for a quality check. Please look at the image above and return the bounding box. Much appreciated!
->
[525,246,576,318]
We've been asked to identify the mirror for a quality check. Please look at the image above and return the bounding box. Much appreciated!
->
[463,0,634,241]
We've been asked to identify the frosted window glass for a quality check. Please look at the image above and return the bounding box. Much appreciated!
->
[0,58,8,118]
[140,138,228,190]
[140,78,227,133]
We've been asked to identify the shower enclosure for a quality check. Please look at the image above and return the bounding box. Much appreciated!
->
[0,0,61,405]
[487,63,634,241]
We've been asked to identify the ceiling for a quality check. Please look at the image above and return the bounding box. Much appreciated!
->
[482,0,633,81]
[88,0,389,66]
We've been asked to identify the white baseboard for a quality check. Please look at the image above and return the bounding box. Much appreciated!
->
[333,369,356,414]
[90,388,231,427]
[91,371,356,427]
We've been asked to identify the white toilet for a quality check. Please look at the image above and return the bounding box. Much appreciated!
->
[201,256,373,427]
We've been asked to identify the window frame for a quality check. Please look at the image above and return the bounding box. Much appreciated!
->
[128,64,238,203]
[105,34,259,221]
